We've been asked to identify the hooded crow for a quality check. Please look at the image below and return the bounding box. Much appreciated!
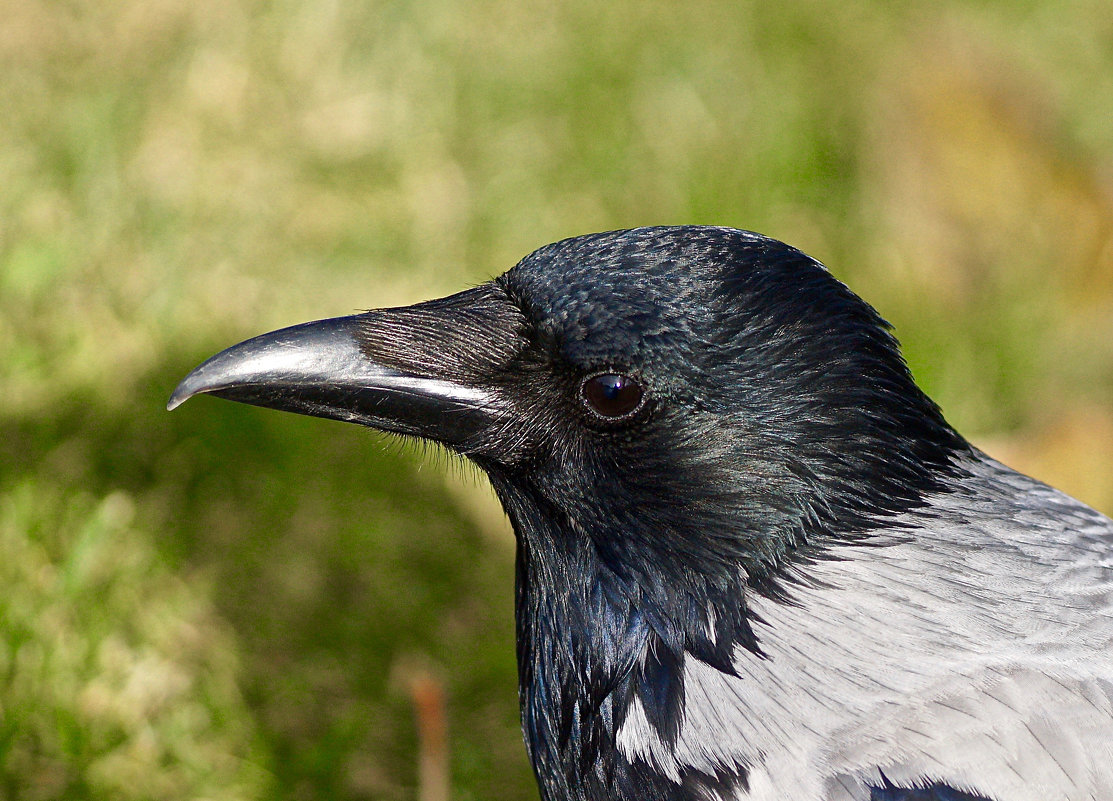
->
[170,226,1113,801]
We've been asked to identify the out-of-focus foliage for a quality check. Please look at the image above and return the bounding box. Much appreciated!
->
[0,0,1110,799]
[0,482,267,801]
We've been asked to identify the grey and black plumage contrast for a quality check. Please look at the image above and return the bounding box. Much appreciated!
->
[169,226,1113,801]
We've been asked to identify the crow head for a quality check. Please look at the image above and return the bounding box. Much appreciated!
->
[171,226,970,800]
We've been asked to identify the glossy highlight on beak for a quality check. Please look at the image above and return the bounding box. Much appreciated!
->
[168,314,499,449]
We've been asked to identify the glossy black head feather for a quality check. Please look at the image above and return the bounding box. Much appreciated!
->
[460,227,971,801]
[490,228,969,579]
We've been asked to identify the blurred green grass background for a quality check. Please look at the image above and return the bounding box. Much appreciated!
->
[1,0,1111,799]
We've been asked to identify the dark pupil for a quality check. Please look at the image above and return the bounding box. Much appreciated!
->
[583,374,643,418]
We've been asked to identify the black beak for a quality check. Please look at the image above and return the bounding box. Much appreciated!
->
[168,284,525,454]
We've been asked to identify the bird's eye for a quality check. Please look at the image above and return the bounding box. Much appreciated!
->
[580,373,644,420]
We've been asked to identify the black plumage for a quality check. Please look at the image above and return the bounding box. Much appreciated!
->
[170,227,1113,801]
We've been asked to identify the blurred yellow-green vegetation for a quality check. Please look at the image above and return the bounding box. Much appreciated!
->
[2,0,1111,799]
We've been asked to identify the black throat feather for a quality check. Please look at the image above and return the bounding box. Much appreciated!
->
[492,474,760,801]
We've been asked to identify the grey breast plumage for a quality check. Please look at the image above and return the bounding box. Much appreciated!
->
[615,450,1113,801]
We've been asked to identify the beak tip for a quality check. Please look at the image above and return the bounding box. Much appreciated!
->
[166,391,186,411]
[164,316,365,414]
[166,377,199,411]
[168,362,221,411]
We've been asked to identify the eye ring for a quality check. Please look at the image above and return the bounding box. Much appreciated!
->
[579,372,646,421]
